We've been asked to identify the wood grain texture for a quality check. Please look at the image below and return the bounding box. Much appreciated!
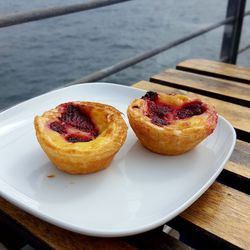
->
[126,229,193,250]
[150,69,250,106]
[0,197,195,250]
[132,81,250,135]
[220,140,250,194]
[180,182,250,250]
[0,197,135,250]
[229,140,250,178]
[218,139,250,193]
[176,59,250,84]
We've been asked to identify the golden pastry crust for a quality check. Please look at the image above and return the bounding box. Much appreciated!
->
[34,102,127,174]
[127,92,218,155]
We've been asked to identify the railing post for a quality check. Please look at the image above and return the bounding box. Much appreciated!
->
[220,0,246,64]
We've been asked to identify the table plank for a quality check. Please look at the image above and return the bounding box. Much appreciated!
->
[178,182,250,250]
[220,139,250,194]
[125,229,193,250]
[230,140,250,171]
[176,59,250,84]
[0,197,135,250]
[150,68,250,107]
[0,196,195,250]
[229,140,250,178]
[218,140,250,194]
[132,81,250,141]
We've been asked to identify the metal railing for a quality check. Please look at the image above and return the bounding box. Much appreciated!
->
[220,0,247,63]
[66,10,250,85]
[0,0,249,85]
[0,0,131,28]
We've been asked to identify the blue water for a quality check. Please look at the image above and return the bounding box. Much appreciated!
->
[0,0,249,109]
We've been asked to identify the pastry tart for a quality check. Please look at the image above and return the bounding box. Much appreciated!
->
[127,91,218,155]
[34,102,127,174]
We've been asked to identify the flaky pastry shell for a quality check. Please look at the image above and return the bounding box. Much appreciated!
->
[34,102,127,174]
[127,92,218,155]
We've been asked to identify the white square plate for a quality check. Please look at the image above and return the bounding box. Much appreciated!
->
[0,82,236,237]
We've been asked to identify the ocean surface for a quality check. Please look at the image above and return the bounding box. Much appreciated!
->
[0,0,249,109]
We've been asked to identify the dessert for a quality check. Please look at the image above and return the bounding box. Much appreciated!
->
[34,102,127,174]
[127,91,218,155]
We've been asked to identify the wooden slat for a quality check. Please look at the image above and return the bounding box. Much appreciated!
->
[230,140,250,169]
[176,59,250,84]
[0,197,135,250]
[229,140,250,178]
[226,161,250,179]
[220,139,249,194]
[179,182,250,250]
[126,228,193,250]
[0,197,194,250]
[150,69,250,107]
[132,81,250,139]
[219,140,250,194]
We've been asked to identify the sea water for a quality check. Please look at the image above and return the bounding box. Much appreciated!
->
[0,0,249,109]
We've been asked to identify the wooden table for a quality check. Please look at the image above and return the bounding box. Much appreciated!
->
[0,59,249,250]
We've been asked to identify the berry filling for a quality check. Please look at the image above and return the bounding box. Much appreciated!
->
[176,101,206,119]
[49,121,66,134]
[60,105,96,133]
[49,103,99,143]
[142,91,158,101]
[66,134,92,143]
[141,91,207,126]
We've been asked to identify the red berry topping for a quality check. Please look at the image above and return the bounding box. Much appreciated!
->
[148,102,173,117]
[66,135,92,143]
[151,116,169,126]
[142,91,158,101]
[60,104,96,133]
[176,101,206,119]
[50,121,66,134]
[49,103,99,143]
[142,93,207,127]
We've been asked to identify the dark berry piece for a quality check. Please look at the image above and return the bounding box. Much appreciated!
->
[66,135,92,143]
[50,121,66,134]
[60,104,98,134]
[142,91,158,101]
[151,116,168,126]
[49,103,99,142]
[148,102,172,117]
[177,102,205,119]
